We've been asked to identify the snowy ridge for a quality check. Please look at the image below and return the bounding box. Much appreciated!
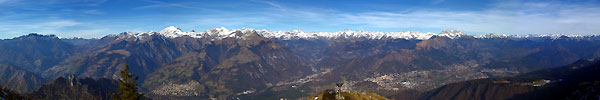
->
[158,26,198,38]
[473,33,590,39]
[258,29,437,40]
[438,30,466,39]
[108,26,598,40]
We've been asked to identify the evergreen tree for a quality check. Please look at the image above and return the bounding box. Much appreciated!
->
[111,64,143,100]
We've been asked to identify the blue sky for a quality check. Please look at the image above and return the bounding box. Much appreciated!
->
[0,0,599,38]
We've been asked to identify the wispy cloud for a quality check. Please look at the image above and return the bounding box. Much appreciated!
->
[82,0,107,6]
[0,0,20,5]
[187,0,600,34]
[0,19,83,38]
[47,20,81,26]
[133,0,214,11]
[64,28,111,38]
[431,0,446,4]
[82,9,103,15]
[250,0,283,9]
[2,0,600,39]
[134,0,192,9]
[183,0,337,31]
[0,19,80,30]
[0,0,22,7]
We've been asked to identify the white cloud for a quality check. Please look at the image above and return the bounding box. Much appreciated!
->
[23,20,82,29]
[133,0,214,11]
[431,0,446,4]
[181,1,338,31]
[250,0,283,9]
[3,0,600,39]
[178,0,600,35]
[0,0,20,5]
[43,20,81,27]
[82,9,103,14]
[64,28,110,38]
[0,19,83,38]
[333,2,600,34]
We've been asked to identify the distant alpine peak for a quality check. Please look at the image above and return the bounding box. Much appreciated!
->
[473,33,510,38]
[159,26,182,34]
[438,30,466,39]
[204,27,233,38]
[158,26,197,38]
[107,26,597,41]
[130,27,476,40]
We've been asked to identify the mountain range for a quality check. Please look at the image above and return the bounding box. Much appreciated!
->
[1,26,600,99]
[391,58,600,100]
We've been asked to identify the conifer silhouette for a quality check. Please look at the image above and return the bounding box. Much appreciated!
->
[110,64,143,100]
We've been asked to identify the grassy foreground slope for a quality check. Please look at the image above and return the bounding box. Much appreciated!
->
[308,89,389,100]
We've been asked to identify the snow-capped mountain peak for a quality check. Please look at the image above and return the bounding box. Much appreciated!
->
[104,26,598,41]
[437,30,466,39]
[146,27,453,40]
[158,26,186,38]
[473,33,509,38]
[205,27,231,36]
